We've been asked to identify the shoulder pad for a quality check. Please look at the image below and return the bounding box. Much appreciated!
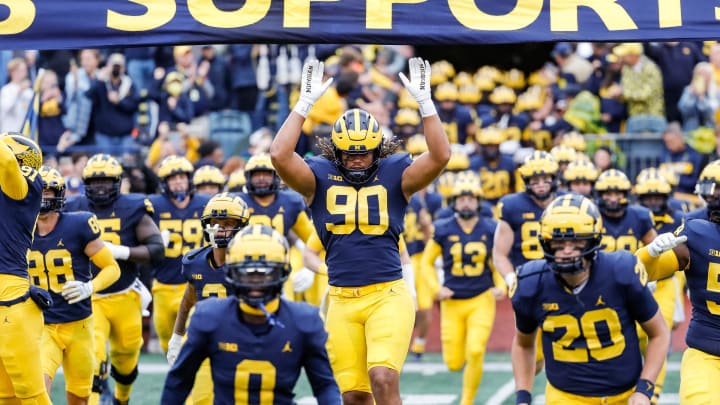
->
[514,260,549,298]
[285,301,324,334]
[191,297,232,332]
[183,246,210,264]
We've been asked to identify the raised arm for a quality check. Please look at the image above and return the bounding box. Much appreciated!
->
[270,60,333,201]
[400,58,451,197]
[0,141,29,201]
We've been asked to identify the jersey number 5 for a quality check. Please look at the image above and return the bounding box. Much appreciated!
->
[326,185,388,235]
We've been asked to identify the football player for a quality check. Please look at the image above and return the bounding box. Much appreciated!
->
[594,169,656,253]
[684,160,720,221]
[637,160,720,404]
[469,126,516,205]
[161,225,341,404]
[166,193,249,404]
[512,194,669,405]
[562,159,599,198]
[434,82,477,144]
[65,153,165,405]
[32,166,121,405]
[0,133,52,405]
[226,168,246,193]
[192,165,226,196]
[238,154,319,304]
[149,155,211,353]
[420,176,502,405]
[270,58,450,404]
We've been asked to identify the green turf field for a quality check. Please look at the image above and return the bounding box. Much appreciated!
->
[49,351,684,404]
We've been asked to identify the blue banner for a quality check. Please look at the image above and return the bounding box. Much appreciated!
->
[1,0,720,50]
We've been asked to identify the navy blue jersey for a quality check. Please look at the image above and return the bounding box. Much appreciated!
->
[306,154,412,287]
[497,192,553,268]
[668,197,690,213]
[685,207,707,221]
[512,251,658,396]
[652,209,685,235]
[30,212,100,323]
[162,297,341,404]
[240,189,307,236]
[675,219,720,356]
[150,194,211,284]
[469,154,516,205]
[0,166,42,279]
[438,105,474,144]
[181,246,230,301]
[404,191,443,256]
[65,193,153,293]
[435,201,495,222]
[432,216,496,299]
[601,205,655,253]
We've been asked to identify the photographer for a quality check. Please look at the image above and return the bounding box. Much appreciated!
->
[86,53,140,154]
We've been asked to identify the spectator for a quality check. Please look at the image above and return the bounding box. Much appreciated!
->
[615,43,666,133]
[551,42,594,85]
[124,47,155,92]
[86,53,140,154]
[60,49,100,152]
[194,139,224,169]
[172,45,213,138]
[678,61,720,131]
[0,57,33,133]
[660,122,704,194]
[37,70,68,153]
[154,71,193,127]
[228,44,259,127]
[200,45,230,112]
[593,145,616,172]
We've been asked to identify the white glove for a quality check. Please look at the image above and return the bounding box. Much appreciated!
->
[504,272,517,291]
[398,57,436,117]
[104,242,130,260]
[167,333,184,366]
[291,267,315,293]
[647,233,687,257]
[647,281,658,293]
[131,278,153,317]
[293,59,334,118]
[161,230,171,248]
[62,281,93,304]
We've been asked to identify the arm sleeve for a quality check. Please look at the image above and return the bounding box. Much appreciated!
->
[0,143,28,200]
[161,308,210,403]
[89,247,121,292]
[420,239,443,298]
[291,210,315,243]
[302,312,342,403]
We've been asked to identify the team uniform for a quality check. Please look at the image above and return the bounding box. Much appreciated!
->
[404,191,443,311]
[162,297,340,404]
[673,219,720,404]
[685,207,707,221]
[306,153,416,393]
[421,215,497,405]
[65,193,153,399]
[469,153,516,205]
[497,192,553,269]
[436,201,495,220]
[600,205,655,253]
[438,104,474,144]
[0,163,49,403]
[149,193,210,352]
[180,246,232,404]
[512,252,658,402]
[30,212,100,398]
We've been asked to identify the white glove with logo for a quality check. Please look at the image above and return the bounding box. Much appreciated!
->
[647,233,687,257]
[104,242,130,260]
[399,57,436,117]
[62,281,93,304]
[167,333,184,365]
[504,272,517,291]
[293,59,334,118]
[291,267,315,293]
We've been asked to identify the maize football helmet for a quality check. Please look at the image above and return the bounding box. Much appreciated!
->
[448,172,483,219]
[157,155,194,202]
[518,151,559,201]
[695,160,720,223]
[201,193,250,248]
[225,225,291,307]
[594,169,631,215]
[539,194,603,274]
[446,145,470,172]
[39,166,66,212]
[634,168,671,215]
[193,165,226,195]
[82,154,123,206]
[1,132,42,171]
[331,108,383,185]
[244,154,279,196]
[227,169,246,193]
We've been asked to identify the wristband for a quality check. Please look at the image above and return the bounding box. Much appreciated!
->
[635,379,655,400]
[418,99,437,118]
[293,99,313,118]
[516,389,532,404]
